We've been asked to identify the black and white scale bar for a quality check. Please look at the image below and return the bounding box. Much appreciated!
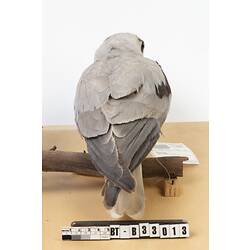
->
[62,219,189,240]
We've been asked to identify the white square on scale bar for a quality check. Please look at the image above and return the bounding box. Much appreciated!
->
[160,225,170,238]
[139,223,150,237]
[99,226,111,240]
[149,224,160,237]
[89,227,101,240]
[110,225,120,238]
[90,234,101,240]
[179,224,190,238]
[129,225,139,238]
[100,233,111,240]
[72,228,81,235]
[169,224,180,238]
[119,225,130,239]
[62,228,71,235]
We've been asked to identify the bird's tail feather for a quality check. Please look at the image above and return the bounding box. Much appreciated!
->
[106,164,145,219]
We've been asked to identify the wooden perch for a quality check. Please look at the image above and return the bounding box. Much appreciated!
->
[43,149,188,197]
[43,150,187,180]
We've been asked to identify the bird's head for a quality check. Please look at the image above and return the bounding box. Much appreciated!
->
[94,33,144,61]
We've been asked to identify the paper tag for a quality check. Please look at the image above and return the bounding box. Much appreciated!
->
[150,143,199,165]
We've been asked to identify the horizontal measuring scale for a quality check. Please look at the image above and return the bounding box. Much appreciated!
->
[62,219,189,240]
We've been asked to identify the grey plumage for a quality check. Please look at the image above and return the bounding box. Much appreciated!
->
[74,33,171,218]
[102,118,160,208]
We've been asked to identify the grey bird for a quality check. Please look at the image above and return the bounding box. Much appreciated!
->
[74,33,171,218]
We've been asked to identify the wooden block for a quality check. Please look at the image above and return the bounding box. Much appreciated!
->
[163,179,180,197]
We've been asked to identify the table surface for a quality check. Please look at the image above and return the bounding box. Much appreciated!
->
[42,122,208,250]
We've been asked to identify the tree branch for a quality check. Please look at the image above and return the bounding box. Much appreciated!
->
[42,150,188,179]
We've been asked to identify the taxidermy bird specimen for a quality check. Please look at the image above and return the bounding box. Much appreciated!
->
[74,33,171,219]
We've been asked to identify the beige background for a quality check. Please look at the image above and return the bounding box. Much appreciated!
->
[42,122,208,250]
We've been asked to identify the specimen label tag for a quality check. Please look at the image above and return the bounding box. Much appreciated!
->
[151,143,199,165]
